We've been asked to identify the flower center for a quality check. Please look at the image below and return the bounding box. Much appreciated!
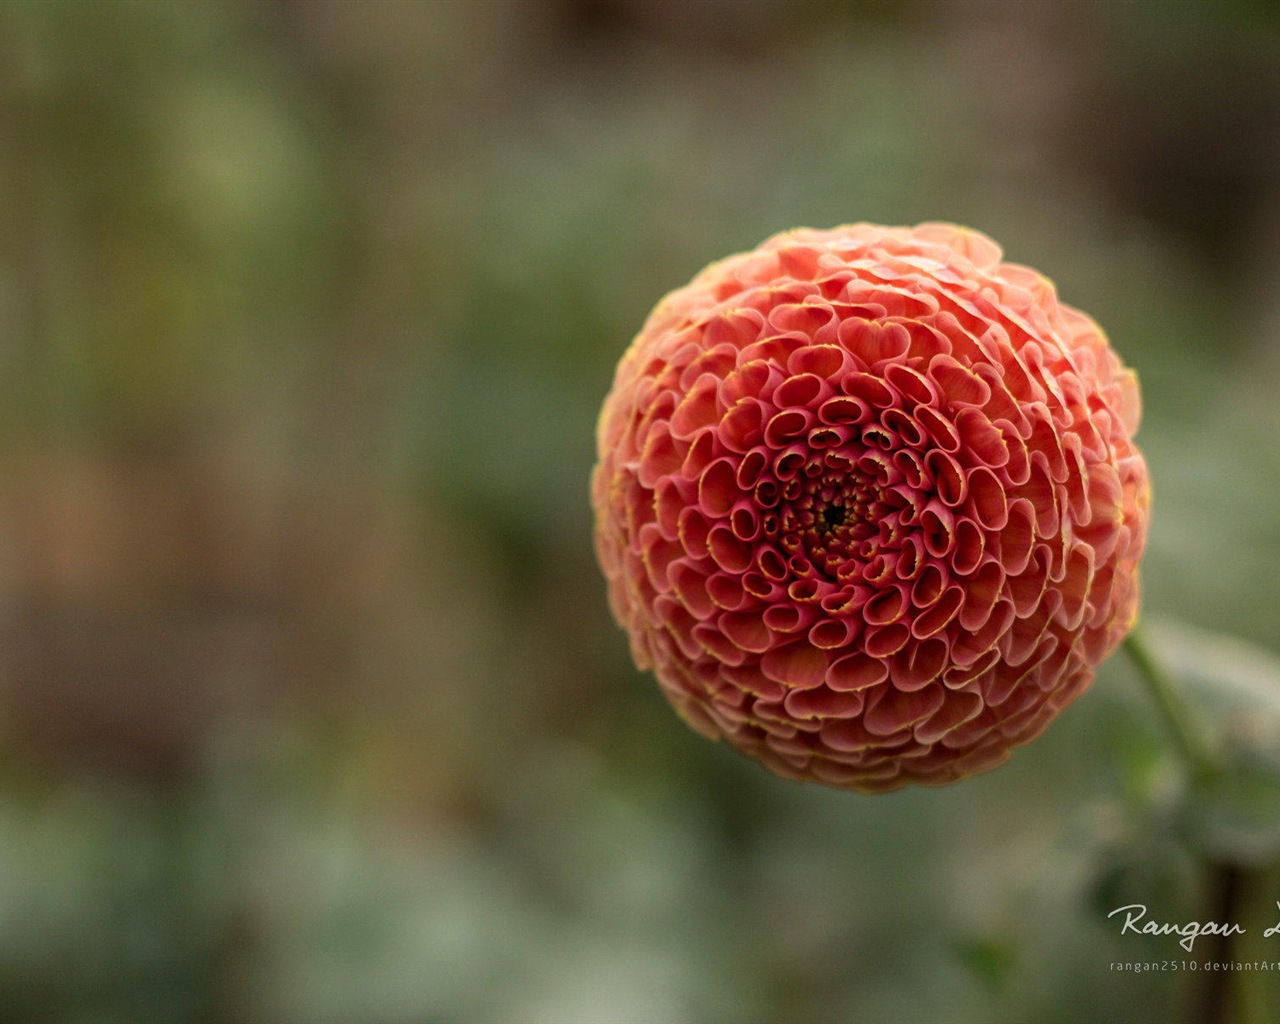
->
[820,503,848,532]
[760,454,886,584]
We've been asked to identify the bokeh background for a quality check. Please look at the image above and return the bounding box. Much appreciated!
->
[1,1,1279,1022]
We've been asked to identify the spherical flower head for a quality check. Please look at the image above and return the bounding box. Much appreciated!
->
[591,223,1150,792]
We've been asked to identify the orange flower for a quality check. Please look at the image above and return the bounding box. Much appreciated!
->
[591,224,1150,791]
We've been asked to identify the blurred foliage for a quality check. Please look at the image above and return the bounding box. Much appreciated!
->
[0,0,1278,1022]
[1152,622,1280,865]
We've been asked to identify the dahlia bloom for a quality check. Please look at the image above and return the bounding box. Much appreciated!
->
[591,223,1150,792]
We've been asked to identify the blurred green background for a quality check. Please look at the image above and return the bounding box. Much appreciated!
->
[0,1,1278,1022]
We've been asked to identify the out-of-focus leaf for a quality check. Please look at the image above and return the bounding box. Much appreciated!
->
[1144,619,1280,863]
[951,935,1016,996]
[1086,833,1201,921]
[1183,750,1280,864]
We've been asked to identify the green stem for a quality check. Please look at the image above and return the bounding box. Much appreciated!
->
[1122,627,1218,784]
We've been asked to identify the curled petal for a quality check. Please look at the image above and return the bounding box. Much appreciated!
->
[959,559,1005,632]
[671,375,723,438]
[670,559,714,618]
[718,611,774,654]
[764,603,816,634]
[914,690,985,745]
[719,359,775,405]
[950,517,985,576]
[820,716,881,752]
[789,344,851,379]
[955,407,1009,467]
[775,373,830,409]
[927,449,967,507]
[819,394,870,425]
[702,307,766,346]
[706,571,751,611]
[865,684,946,737]
[827,651,890,691]
[638,423,684,488]
[920,501,956,558]
[784,685,866,721]
[842,370,896,408]
[968,466,1009,530]
[911,585,964,639]
[999,498,1036,576]
[889,637,948,691]
[769,301,837,338]
[698,458,740,517]
[929,354,991,407]
[761,643,829,689]
[707,525,752,572]
[734,448,769,489]
[881,408,925,447]
[839,320,911,365]
[720,400,766,453]
[691,623,749,666]
[680,431,717,483]
[809,618,860,650]
[865,622,911,658]
[1025,461,1061,538]
[884,363,937,407]
[765,409,815,447]
[910,563,946,608]
[729,501,762,542]
[675,507,712,562]
[740,333,810,367]
[915,405,961,453]
[894,449,926,490]
[864,584,909,626]
[808,426,849,449]
[757,547,788,581]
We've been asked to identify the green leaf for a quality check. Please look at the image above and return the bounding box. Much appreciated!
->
[951,935,1017,996]
[1143,619,1280,863]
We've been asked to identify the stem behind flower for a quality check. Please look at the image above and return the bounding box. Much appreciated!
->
[1123,627,1219,784]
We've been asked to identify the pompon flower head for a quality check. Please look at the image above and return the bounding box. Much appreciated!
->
[591,223,1150,792]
